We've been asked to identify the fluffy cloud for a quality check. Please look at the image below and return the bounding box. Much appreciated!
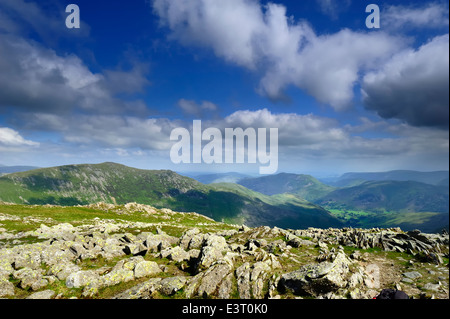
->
[4,104,448,173]
[221,108,344,147]
[152,0,404,109]
[316,0,351,20]
[194,109,447,165]
[0,34,151,118]
[362,34,449,129]
[20,113,179,151]
[0,35,97,114]
[153,0,266,68]
[0,0,89,46]
[0,0,150,118]
[0,127,39,147]
[19,105,446,165]
[383,2,449,30]
[103,64,151,95]
[263,29,403,109]
[221,109,449,173]
[177,99,219,117]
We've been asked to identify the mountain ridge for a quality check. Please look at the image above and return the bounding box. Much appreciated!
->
[231,171,449,232]
[237,172,335,201]
[0,162,342,230]
[1,163,448,232]
[331,170,449,187]
[316,180,449,213]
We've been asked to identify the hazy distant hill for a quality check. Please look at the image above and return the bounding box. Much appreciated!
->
[331,170,449,187]
[437,177,449,187]
[238,173,335,201]
[0,165,40,175]
[315,180,449,232]
[0,162,342,229]
[188,172,250,184]
[316,180,449,213]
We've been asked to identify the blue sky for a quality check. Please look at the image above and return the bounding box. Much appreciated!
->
[0,0,448,176]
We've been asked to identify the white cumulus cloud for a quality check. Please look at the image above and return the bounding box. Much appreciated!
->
[0,127,39,147]
[152,0,404,109]
[383,2,449,30]
[362,34,449,129]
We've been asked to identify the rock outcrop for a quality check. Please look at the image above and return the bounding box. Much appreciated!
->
[0,204,448,299]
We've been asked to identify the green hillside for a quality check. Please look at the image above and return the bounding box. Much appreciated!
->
[332,170,449,187]
[0,165,40,176]
[0,163,204,206]
[208,182,340,229]
[0,162,342,230]
[238,172,335,201]
[189,172,250,184]
[316,180,449,213]
[316,180,449,232]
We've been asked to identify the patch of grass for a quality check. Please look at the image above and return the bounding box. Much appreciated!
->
[341,245,382,255]
[48,279,83,299]
[0,219,41,233]
[0,204,225,231]
[383,211,441,227]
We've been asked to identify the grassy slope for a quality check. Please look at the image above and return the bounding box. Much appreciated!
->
[235,174,450,232]
[335,170,449,187]
[4,163,446,232]
[0,203,236,240]
[209,182,343,229]
[0,163,343,229]
[320,181,449,232]
[0,163,205,204]
[237,173,335,201]
[316,180,449,213]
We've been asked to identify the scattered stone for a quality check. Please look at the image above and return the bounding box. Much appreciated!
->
[0,203,448,300]
[48,262,81,280]
[194,262,233,298]
[134,261,161,278]
[195,234,229,271]
[26,289,56,299]
[422,283,441,292]
[415,251,443,265]
[0,276,15,297]
[279,252,353,297]
[402,271,422,280]
[66,270,101,289]
[159,276,187,296]
[161,246,190,263]
[113,278,162,299]
[364,264,380,289]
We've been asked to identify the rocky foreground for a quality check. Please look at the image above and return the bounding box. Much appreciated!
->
[0,202,448,299]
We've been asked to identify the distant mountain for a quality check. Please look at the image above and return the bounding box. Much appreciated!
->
[331,170,449,187]
[316,180,449,213]
[238,173,335,201]
[0,165,40,175]
[0,162,342,229]
[315,180,449,232]
[188,172,251,184]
